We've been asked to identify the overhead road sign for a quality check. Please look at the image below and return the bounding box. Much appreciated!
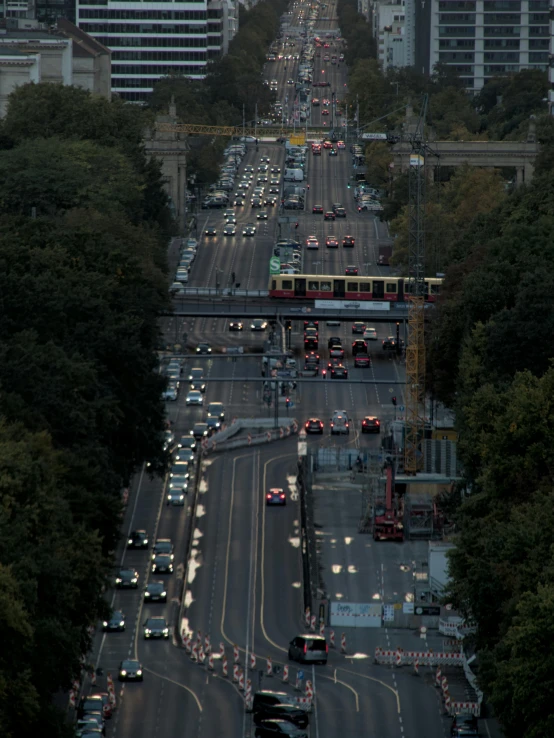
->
[360,133,388,140]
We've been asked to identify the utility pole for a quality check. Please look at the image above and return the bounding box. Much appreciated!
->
[255,102,258,144]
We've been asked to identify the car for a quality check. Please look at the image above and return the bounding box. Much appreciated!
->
[343,235,355,247]
[253,704,309,729]
[170,462,190,479]
[306,236,319,249]
[207,401,225,420]
[337,141,346,149]
[329,345,344,359]
[251,197,263,208]
[167,489,186,505]
[188,368,204,383]
[323,210,336,223]
[190,379,206,393]
[270,166,281,174]
[352,322,365,334]
[288,634,328,664]
[196,342,212,354]
[223,208,235,218]
[127,530,149,549]
[255,720,308,738]
[266,488,286,506]
[178,436,196,450]
[266,196,278,206]
[352,339,368,355]
[330,410,349,434]
[257,176,268,184]
[223,223,236,236]
[323,140,333,149]
[326,236,338,248]
[363,327,378,341]
[185,237,198,248]
[152,554,174,574]
[305,418,324,434]
[116,568,139,589]
[334,206,346,217]
[327,336,341,349]
[119,659,143,682]
[78,695,106,721]
[257,210,269,220]
[229,320,243,331]
[382,336,404,352]
[304,360,319,373]
[345,265,359,275]
[312,144,322,155]
[151,539,175,560]
[354,354,371,368]
[102,610,125,632]
[258,164,269,172]
[234,197,245,206]
[206,417,221,434]
[253,691,296,713]
[450,714,479,736]
[174,449,195,465]
[331,365,348,379]
[329,146,337,154]
[243,223,256,236]
[143,617,169,640]
[192,422,209,439]
[163,429,174,451]
[287,78,295,85]
[75,718,103,736]
[186,390,204,406]
[251,319,268,331]
[162,384,179,402]
[144,581,168,603]
[269,186,280,195]
[312,204,323,214]
[362,416,380,433]
[204,227,217,237]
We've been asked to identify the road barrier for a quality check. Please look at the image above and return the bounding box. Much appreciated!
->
[375,648,464,666]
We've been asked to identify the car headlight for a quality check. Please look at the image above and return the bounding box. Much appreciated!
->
[116,578,122,583]
[143,539,148,545]
[136,670,142,676]
[179,495,184,501]
[145,592,151,597]
[145,629,151,634]
[131,578,138,583]
[163,628,169,634]
[103,621,108,627]
[152,565,157,571]
[120,621,125,627]
[127,539,133,545]
[161,592,167,597]
[120,670,127,676]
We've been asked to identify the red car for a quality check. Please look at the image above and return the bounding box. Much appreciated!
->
[362,416,380,433]
[345,265,359,275]
[324,211,336,221]
[343,235,355,247]
[354,354,371,368]
[312,204,324,214]
[304,321,319,329]
[323,140,333,149]
[322,109,330,115]
[326,237,339,248]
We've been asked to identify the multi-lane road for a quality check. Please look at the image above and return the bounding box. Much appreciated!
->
[84,4,469,738]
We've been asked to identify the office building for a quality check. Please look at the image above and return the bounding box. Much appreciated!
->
[373,2,408,71]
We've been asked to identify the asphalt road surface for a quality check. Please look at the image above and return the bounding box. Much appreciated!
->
[82,4,470,738]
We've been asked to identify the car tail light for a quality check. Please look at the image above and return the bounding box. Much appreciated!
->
[280,494,285,499]
[326,644,329,653]
[266,494,271,499]
[303,643,307,654]
[376,421,380,425]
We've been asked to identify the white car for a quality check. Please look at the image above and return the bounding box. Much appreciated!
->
[363,327,378,341]
[167,491,185,506]
[185,238,197,248]
[170,282,186,295]
[175,270,189,284]
[306,237,319,250]
[163,384,179,402]
[186,390,203,406]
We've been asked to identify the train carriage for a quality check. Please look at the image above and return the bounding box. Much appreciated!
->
[268,274,442,301]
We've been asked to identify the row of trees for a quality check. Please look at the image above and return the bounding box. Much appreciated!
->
[150,0,289,184]
[424,135,554,736]
[0,84,172,737]
[336,0,376,66]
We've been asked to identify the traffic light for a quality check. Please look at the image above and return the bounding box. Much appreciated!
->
[392,396,397,406]
[285,397,291,408]
[285,320,292,331]
[295,222,299,229]
[347,182,351,189]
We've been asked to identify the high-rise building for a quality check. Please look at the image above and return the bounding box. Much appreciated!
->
[427,0,549,93]
[373,2,408,71]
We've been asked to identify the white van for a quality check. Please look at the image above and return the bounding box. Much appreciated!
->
[284,168,304,182]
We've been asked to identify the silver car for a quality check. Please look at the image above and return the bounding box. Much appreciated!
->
[186,390,203,406]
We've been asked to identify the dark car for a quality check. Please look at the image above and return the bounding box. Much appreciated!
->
[451,714,479,737]
[354,354,371,368]
[127,530,149,549]
[329,345,344,359]
[243,223,257,236]
[288,634,328,664]
[204,227,217,237]
[253,691,295,713]
[345,265,359,275]
[382,336,405,352]
[116,568,139,589]
[333,203,346,217]
[144,581,168,603]
[254,704,309,729]
[151,553,174,574]
[352,322,365,334]
[102,610,125,632]
[255,720,307,738]
[304,336,318,350]
[192,423,209,440]
[362,416,381,433]
[178,436,196,450]
[312,204,324,214]
[89,692,112,720]
[304,320,319,329]
[323,211,335,221]
[190,379,206,393]
[119,659,143,682]
[304,361,319,374]
[331,365,348,379]
[152,539,174,560]
[326,237,338,248]
[143,617,169,639]
[328,336,341,349]
[229,320,243,331]
[305,418,324,434]
[266,488,286,506]
[206,417,221,434]
[352,339,368,355]
[342,235,355,247]
[305,350,320,363]
[196,342,212,354]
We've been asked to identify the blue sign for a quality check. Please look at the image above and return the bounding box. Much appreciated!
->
[297,670,304,680]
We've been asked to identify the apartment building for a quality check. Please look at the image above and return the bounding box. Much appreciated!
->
[374,2,408,71]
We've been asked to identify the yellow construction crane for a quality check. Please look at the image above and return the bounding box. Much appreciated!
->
[404,97,430,475]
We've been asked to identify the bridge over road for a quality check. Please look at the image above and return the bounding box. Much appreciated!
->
[392,137,539,184]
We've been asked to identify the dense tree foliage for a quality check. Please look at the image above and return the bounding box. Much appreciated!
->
[337,0,376,66]
[423,133,554,735]
[0,83,172,735]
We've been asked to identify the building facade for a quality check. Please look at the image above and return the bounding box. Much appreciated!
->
[76,0,210,101]
[428,0,550,93]
[374,2,407,71]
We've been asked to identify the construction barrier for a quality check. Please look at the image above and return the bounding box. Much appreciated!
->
[305,607,311,627]
[238,669,245,691]
[450,701,481,717]
[69,690,76,708]
[191,643,198,662]
[435,666,442,686]
[295,696,313,710]
[234,644,239,663]
[341,633,347,653]
[305,681,313,700]
[204,635,211,654]
[196,630,202,645]
[266,657,273,676]
[208,653,214,670]
[222,656,228,677]
[233,665,239,683]
[329,630,335,648]
[220,642,225,658]
[310,615,316,632]
[319,620,325,636]
[282,665,289,683]
[413,659,419,676]
[245,679,252,709]
[375,648,464,667]
[250,652,256,670]
[198,646,206,665]
[203,418,299,454]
